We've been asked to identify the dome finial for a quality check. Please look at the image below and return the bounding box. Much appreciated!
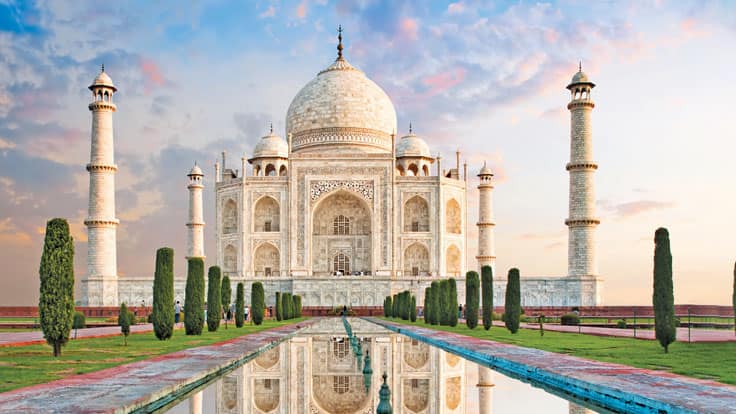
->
[409,122,412,134]
[101,63,105,72]
[579,61,582,72]
[337,25,344,60]
[270,122,273,134]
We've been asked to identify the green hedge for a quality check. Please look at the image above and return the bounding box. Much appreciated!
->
[429,281,440,325]
[119,303,131,345]
[152,247,174,340]
[504,268,521,333]
[184,258,205,335]
[465,271,479,329]
[410,295,417,322]
[481,265,493,330]
[275,292,283,321]
[654,227,676,353]
[251,282,265,325]
[235,282,245,327]
[39,218,75,357]
[206,266,222,332]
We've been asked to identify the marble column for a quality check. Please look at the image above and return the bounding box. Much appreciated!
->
[477,366,494,414]
[189,390,203,414]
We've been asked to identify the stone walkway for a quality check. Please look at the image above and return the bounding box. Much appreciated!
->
[0,324,155,347]
[500,321,736,342]
[0,320,310,413]
[370,318,736,414]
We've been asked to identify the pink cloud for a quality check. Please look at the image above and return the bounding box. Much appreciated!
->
[680,18,710,38]
[601,200,676,218]
[139,58,167,93]
[296,1,307,19]
[400,18,419,40]
[447,2,465,15]
[421,67,466,97]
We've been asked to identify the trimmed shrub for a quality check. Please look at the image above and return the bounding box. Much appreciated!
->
[410,295,417,322]
[119,303,131,345]
[392,294,399,318]
[616,319,627,329]
[73,311,86,329]
[251,282,265,325]
[39,218,75,357]
[560,313,580,325]
[184,258,205,335]
[206,266,222,332]
[283,293,292,320]
[448,278,459,327]
[221,274,232,328]
[294,295,302,317]
[423,287,431,324]
[653,227,676,353]
[235,282,245,327]
[465,271,480,329]
[275,292,283,321]
[481,265,493,330]
[152,247,175,340]
[429,281,440,325]
[383,296,392,317]
[504,268,521,333]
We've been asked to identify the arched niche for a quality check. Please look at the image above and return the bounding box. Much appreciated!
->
[446,244,460,276]
[222,199,238,234]
[403,195,429,232]
[254,196,280,232]
[403,243,429,276]
[445,198,461,234]
[253,242,279,277]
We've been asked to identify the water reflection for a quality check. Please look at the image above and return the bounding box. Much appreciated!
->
[167,318,602,413]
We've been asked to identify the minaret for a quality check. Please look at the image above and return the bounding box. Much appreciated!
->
[477,366,495,414]
[565,64,599,285]
[186,163,205,260]
[82,65,119,306]
[476,162,495,273]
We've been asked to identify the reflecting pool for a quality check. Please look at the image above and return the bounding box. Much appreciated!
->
[166,318,606,413]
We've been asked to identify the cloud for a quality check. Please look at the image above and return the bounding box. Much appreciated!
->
[399,18,418,40]
[421,67,466,97]
[600,200,676,218]
[0,218,33,247]
[139,57,167,93]
[259,5,276,19]
[447,2,466,15]
[296,1,308,19]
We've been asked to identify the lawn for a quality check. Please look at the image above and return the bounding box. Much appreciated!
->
[384,318,736,385]
[0,318,307,393]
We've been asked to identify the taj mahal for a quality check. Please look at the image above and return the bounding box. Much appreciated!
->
[79,31,602,308]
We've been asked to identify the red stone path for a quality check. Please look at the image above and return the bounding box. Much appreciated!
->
[496,321,736,342]
[0,324,155,347]
[0,320,311,413]
[371,318,736,414]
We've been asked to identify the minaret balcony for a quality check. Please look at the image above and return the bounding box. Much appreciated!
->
[566,162,598,171]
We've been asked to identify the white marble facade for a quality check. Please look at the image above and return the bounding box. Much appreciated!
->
[89,34,603,307]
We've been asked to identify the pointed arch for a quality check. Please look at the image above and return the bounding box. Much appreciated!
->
[422,164,430,176]
[446,244,461,276]
[445,198,461,234]
[253,242,279,277]
[254,196,280,232]
[403,242,429,276]
[223,199,238,234]
[278,165,287,176]
[408,163,419,176]
[265,164,276,176]
[224,244,237,272]
[404,195,429,232]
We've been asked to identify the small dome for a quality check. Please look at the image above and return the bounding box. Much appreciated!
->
[188,164,203,176]
[252,131,288,159]
[571,70,589,84]
[478,162,493,176]
[89,69,117,91]
[396,133,431,159]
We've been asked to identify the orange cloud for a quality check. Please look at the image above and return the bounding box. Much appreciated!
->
[602,200,676,218]
[421,67,466,97]
[296,1,307,19]
[0,218,32,247]
[400,18,418,40]
[139,58,167,93]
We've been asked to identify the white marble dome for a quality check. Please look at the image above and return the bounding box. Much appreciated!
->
[285,57,397,153]
[569,70,593,86]
[89,70,116,91]
[396,132,431,159]
[252,131,288,159]
[188,164,203,176]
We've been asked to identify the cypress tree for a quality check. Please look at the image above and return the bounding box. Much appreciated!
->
[423,287,431,324]
[38,218,75,357]
[119,302,131,346]
[504,268,521,333]
[221,274,232,328]
[384,296,392,317]
[481,265,493,330]
[448,278,459,327]
[184,258,205,335]
[392,294,399,318]
[465,271,480,329]
[439,279,449,325]
[251,282,265,325]
[653,228,676,353]
[235,282,245,328]
[206,266,222,332]
[152,247,174,340]
[295,295,302,317]
[402,291,410,320]
[410,295,417,322]
[429,281,440,325]
[275,292,283,321]
[283,293,292,320]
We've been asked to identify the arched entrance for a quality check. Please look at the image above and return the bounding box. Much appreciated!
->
[312,191,372,276]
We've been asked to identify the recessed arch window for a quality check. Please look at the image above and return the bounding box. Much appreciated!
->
[333,215,350,235]
[333,253,350,274]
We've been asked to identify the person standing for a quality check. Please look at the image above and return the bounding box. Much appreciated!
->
[174,300,181,324]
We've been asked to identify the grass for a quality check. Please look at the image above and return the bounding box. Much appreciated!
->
[385,318,736,385]
[0,317,110,323]
[0,318,307,393]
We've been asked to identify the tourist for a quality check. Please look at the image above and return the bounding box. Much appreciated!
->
[174,300,181,324]
[244,306,249,322]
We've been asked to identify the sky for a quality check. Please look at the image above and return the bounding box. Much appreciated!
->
[0,0,734,306]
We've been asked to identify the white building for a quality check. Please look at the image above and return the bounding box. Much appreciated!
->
[81,32,602,307]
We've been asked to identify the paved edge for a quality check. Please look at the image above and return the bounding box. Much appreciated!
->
[0,319,315,414]
[366,317,736,414]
